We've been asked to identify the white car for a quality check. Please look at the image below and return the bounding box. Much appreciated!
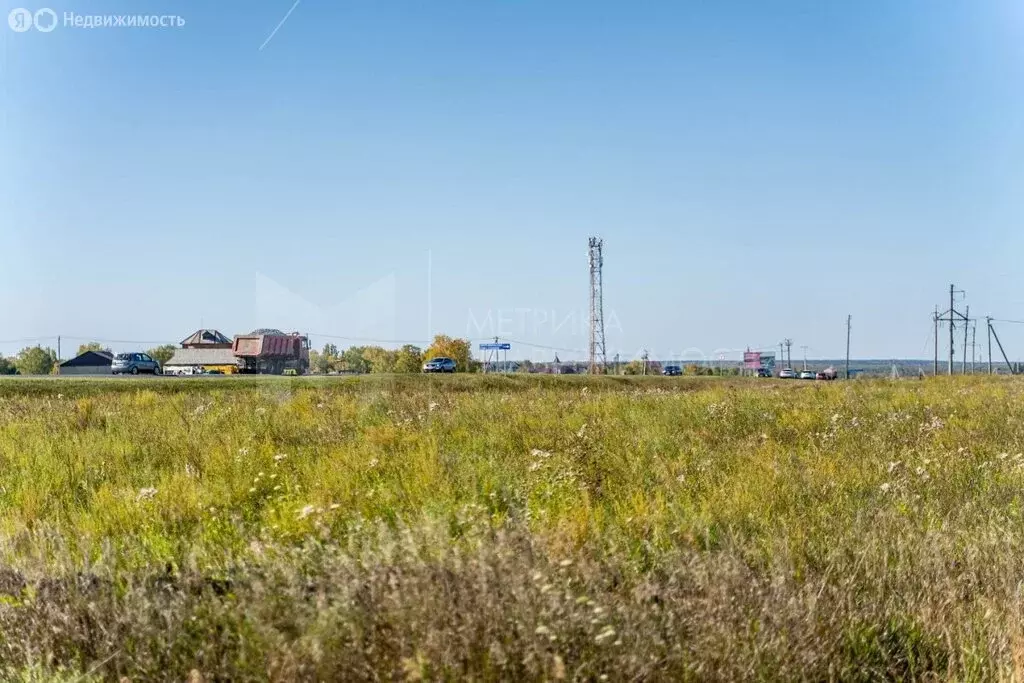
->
[778,368,797,379]
[799,370,816,380]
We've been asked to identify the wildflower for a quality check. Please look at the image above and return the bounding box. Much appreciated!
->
[998,452,1009,460]
[273,453,287,462]
[559,559,573,567]
[676,474,685,483]
[316,402,325,409]
[529,462,543,472]
[429,402,439,411]
[273,485,282,491]
[368,458,380,468]
[137,487,157,501]
[238,448,249,456]
[535,625,551,635]
[887,460,902,474]
[595,626,616,643]
[329,503,340,510]
[297,504,316,520]
[879,482,892,493]
[248,487,256,494]
[530,448,552,458]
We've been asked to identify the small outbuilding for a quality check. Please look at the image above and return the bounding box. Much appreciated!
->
[58,350,113,376]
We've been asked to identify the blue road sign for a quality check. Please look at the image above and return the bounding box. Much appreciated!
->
[479,343,512,350]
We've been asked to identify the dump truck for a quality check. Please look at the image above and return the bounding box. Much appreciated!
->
[232,329,310,375]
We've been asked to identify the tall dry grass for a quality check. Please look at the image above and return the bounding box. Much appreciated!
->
[0,375,1021,680]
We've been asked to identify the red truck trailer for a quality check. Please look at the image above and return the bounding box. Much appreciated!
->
[232,329,310,375]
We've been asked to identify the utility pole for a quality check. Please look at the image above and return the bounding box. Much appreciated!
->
[987,316,993,375]
[783,338,793,369]
[614,352,620,375]
[949,283,955,376]
[641,348,649,376]
[933,308,939,376]
[970,323,976,374]
[57,335,61,362]
[845,315,851,380]
[800,345,808,371]
[963,305,969,374]
[778,342,784,369]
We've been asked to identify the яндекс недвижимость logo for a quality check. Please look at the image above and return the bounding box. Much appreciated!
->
[8,8,184,32]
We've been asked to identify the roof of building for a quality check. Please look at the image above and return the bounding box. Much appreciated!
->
[59,350,114,368]
[164,348,237,367]
[180,329,232,347]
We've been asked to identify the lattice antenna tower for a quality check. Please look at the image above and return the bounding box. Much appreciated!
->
[588,237,607,373]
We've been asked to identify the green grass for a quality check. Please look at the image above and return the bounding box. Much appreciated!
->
[0,375,1023,680]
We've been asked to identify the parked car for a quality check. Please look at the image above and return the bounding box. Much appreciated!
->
[816,367,839,380]
[422,357,457,373]
[112,352,161,375]
[799,370,816,380]
[662,365,682,376]
[756,367,772,378]
[778,368,797,379]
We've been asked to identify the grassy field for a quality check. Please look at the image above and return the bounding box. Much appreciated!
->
[1,374,1023,680]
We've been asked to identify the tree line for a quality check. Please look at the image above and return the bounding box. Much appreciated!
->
[0,336,473,376]
[0,342,179,376]
[308,335,473,374]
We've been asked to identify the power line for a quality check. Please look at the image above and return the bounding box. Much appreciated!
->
[497,337,586,354]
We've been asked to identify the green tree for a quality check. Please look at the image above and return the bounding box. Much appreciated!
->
[340,346,370,374]
[147,344,177,365]
[15,346,58,375]
[308,349,323,374]
[76,342,112,356]
[423,335,472,372]
[363,346,397,373]
[394,345,423,373]
[0,356,16,375]
[320,344,341,372]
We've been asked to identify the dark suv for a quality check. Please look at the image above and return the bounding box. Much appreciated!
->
[662,365,682,376]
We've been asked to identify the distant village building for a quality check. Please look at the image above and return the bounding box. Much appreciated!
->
[58,350,113,375]
[163,329,238,375]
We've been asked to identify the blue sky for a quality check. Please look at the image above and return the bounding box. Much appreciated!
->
[2,0,1023,362]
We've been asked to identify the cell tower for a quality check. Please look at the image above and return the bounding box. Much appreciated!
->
[588,237,607,373]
